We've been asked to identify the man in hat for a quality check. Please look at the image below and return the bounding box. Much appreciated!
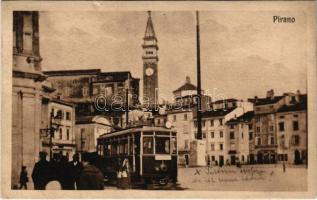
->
[77,153,104,190]
[31,151,51,190]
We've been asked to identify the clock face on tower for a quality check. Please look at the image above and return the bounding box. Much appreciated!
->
[145,67,154,76]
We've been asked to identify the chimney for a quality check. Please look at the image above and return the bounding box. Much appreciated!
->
[185,76,191,84]
[295,90,301,102]
[266,89,274,99]
[254,96,258,103]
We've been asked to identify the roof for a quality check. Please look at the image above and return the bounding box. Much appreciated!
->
[98,126,176,139]
[144,11,157,40]
[277,95,307,113]
[44,69,101,76]
[198,107,236,119]
[51,98,74,107]
[173,83,197,93]
[212,98,238,104]
[249,96,284,106]
[76,115,113,126]
[226,111,254,124]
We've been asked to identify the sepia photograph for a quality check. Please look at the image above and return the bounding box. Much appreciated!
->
[1,1,317,198]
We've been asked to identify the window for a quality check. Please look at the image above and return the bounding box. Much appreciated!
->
[211,156,215,161]
[185,140,189,150]
[294,135,300,145]
[230,132,235,140]
[66,112,71,120]
[210,132,214,138]
[210,144,215,151]
[293,121,299,131]
[155,137,170,154]
[143,137,153,154]
[65,87,70,97]
[279,116,285,119]
[157,119,161,124]
[256,127,261,132]
[257,138,261,145]
[59,128,63,140]
[249,132,253,140]
[66,129,70,140]
[173,115,176,122]
[279,122,285,131]
[219,119,223,126]
[248,124,253,130]
[270,126,274,132]
[230,125,234,129]
[241,132,244,139]
[219,144,223,150]
[293,114,298,118]
[202,120,206,127]
[210,120,214,127]
[270,137,275,145]
[184,114,188,121]
[82,87,88,97]
[220,131,223,138]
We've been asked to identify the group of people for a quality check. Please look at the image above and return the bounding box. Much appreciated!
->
[19,151,104,190]
[19,151,133,190]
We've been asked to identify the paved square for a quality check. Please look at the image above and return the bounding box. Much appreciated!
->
[178,164,307,191]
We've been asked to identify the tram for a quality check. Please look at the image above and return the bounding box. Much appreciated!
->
[97,126,178,186]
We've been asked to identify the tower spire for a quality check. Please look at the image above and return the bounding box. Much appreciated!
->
[144,10,156,40]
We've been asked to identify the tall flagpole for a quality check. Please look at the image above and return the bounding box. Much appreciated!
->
[196,11,203,140]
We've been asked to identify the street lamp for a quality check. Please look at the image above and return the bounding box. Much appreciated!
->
[40,110,62,160]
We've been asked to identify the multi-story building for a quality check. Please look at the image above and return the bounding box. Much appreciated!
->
[251,90,286,164]
[225,111,255,165]
[41,98,76,160]
[75,115,113,153]
[167,110,194,165]
[276,93,307,164]
[193,99,253,166]
[172,76,211,111]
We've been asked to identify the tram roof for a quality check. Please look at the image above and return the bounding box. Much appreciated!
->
[98,125,176,139]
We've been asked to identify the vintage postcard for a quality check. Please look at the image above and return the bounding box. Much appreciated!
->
[1,1,316,198]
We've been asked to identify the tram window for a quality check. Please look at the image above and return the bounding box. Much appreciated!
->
[143,137,154,154]
[171,137,177,154]
[156,137,170,154]
[156,132,170,136]
[143,132,153,135]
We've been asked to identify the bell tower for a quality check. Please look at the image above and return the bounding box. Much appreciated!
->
[142,11,158,106]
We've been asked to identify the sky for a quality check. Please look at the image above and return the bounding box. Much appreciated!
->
[39,11,307,102]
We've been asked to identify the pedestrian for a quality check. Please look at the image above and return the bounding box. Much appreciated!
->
[31,151,51,190]
[283,162,286,173]
[116,158,122,189]
[120,158,131,189]
[59,155,74,190]
[19,166,28,189]
[185,155,189,168]
[69,153,83,189]
[77,153,104,190]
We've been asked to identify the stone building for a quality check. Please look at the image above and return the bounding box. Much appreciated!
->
[166,109,194,166]
[251,90,287,163]
[43,69,140,126]
[225,111,255,165]
[41,98,76,160]
[275,93,307,164]
[75,115,113,153]
[11,11,46,188]
[192,99,253,166]
[172,76,212,111]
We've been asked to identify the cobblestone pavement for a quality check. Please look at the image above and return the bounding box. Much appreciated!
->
[177,164,307,191]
